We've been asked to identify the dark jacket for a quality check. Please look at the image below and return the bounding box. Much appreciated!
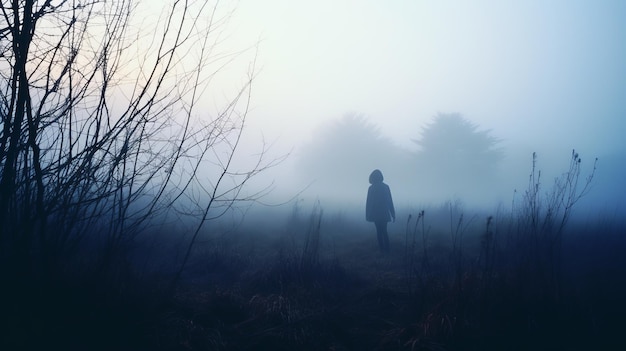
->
[366,170,395,223]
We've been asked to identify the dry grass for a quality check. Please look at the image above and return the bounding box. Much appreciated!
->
[2,201,625,350]
[133,206,626,351]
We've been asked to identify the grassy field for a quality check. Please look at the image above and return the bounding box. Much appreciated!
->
[2,201,625,351]
[159,205,626,351]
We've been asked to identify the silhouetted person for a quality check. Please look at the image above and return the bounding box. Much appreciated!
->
[366,169,395,253]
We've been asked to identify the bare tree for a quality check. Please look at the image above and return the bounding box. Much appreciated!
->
[0,0,275,285]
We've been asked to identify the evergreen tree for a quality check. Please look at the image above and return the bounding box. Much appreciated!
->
[412,113,503,201]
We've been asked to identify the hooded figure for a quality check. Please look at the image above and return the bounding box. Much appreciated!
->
[366,169,395,253]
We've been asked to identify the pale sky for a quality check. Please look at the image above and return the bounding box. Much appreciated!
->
[141,0,626,212]
[226,0,625,159]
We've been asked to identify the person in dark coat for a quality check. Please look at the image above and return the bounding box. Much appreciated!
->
[366,169,395,253]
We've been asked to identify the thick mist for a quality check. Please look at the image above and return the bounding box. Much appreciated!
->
[250,112,621,225]
[226,0,626,222]
[3,1,624,349]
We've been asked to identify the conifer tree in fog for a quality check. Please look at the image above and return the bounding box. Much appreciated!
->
[297,113,407,203]
[412,113,503,199]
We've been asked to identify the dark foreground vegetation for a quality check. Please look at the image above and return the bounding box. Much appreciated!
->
[2,197,625,351]
[3,1,623,350]
[2,151,625,351]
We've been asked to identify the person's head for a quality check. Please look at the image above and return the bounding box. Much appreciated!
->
[369,169,384,184]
